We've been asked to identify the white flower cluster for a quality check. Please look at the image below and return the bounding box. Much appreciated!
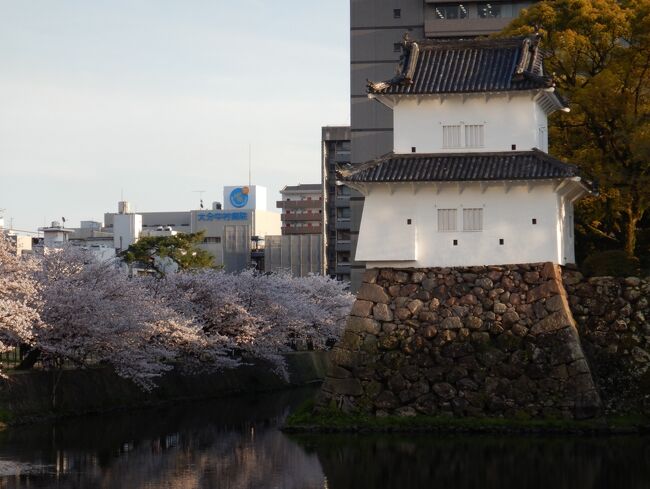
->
[0,236,353,389]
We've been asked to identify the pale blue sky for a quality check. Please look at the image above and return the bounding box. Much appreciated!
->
[0,0,350,232]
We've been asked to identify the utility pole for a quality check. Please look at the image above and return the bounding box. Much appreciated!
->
[193,190,206,209]
[248,143,252,187]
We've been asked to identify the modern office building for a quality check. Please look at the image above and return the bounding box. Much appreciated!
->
[321,126,354,281]
[103,186,281,272]
[348,0,534,289]
[277,184,323,235]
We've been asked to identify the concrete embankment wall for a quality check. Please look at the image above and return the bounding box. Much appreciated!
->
[0,352,329,424]
[317,264,604,419]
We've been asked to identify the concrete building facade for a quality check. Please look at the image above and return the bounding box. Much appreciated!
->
[101,186,280,272]
[321,126,354,281]
[277,184,323,236]
[264,234,322,277]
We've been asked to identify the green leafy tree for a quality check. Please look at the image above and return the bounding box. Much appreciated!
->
[122,232,214,275]
[502,0,650,258]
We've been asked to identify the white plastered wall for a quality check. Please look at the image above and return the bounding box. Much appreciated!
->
[392,93,549,153]
[355,181,572,268]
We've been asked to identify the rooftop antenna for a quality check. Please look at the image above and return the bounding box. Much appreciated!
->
[248,143,252,187]
[193,190,206,209]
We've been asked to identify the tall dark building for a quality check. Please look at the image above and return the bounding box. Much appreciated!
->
[349,0,533,290]
[321,126,352,281]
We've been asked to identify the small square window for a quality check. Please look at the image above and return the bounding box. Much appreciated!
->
[393,42,402,53]
[407,219,412,225]
[393,8,401,18]
[532,218,537,225]
[499,238,505,245]
[453,239,458,246]
[411,146,416,153]
[511,144,517,150]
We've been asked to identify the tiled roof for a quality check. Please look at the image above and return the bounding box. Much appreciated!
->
[338,151,585,184]
[367,35,554,95]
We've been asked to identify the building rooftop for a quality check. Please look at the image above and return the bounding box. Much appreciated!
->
[280,184,323,193]
[338,150,591,185]
[367,35,554,95]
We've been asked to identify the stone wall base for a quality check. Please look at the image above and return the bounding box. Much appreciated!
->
[317,263,602,419]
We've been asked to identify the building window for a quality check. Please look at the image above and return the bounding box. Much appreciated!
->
[463,208,483,231]
[465,125,485,148]
[393,8,401,18]
[443,125,462,148]
[478,2,501,18]
[538,126,548,152]
[393,42,402,53]
[438,209,457,232]
[203,237,221,244]
[435,4,468,19]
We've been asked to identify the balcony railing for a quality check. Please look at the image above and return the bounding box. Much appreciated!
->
[335,218,351,230]
[335,241,352,252]
[335,196,350,208]
[276,200,322,209]
[282,213,322,222]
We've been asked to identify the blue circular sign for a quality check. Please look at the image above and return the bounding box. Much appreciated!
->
[229,187,249,208]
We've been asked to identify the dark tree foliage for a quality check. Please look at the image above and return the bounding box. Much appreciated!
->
[122,231,214,275]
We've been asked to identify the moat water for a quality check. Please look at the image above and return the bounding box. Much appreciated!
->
[0,387,648,489]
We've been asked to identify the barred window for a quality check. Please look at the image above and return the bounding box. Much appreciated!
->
[463,208,483,231]
[438,208,457,232]
[465,125,485,148]
[443,125,462,148]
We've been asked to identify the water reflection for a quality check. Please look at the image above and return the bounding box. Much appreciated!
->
[0,388,649,489]
[0,388,325,489]
[294,433,650,489]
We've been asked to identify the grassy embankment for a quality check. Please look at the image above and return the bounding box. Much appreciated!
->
[284,399,650,434]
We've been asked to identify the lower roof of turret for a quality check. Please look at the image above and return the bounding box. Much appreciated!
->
[338,150,591,187]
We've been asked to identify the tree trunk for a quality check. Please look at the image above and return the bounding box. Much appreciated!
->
[15,347,41,370]
[624,206,642,257]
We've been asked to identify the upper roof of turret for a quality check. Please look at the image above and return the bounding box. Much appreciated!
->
[367,35,555,95]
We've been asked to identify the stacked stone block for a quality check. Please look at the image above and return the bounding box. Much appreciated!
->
[318,263,601,419]
[563,270,650,415]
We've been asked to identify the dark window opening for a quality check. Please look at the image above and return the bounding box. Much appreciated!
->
[499,238,504,245]
[393,8,401,18]
[411,146,416,152]
[511,144,517,150]
[435,4,468,19]
[532,218,537,225]
[407,219,412,225]
[453,239,458,246]
[393,42,402,53]
[478,2,502,18]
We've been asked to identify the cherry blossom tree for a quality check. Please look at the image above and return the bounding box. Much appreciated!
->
[34,246,237,393]
[0,236,40,377]
[149,269,354,377]
[1,239,353,392]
